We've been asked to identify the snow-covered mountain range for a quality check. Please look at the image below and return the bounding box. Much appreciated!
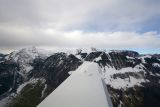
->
[0,47,160,107]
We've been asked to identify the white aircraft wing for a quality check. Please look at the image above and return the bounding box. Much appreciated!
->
[38,62,113,107]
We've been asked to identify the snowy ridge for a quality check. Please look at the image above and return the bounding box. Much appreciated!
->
[5,47,54,76]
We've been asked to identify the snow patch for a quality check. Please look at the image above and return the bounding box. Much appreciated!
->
[94,56,102,62]
[75,55,81,59]
[152,63,160,68]
[126,56,135,59]
[41,84,47,98]
[17,78,46,94]
[139,55,152,63]
[104,76,145,89]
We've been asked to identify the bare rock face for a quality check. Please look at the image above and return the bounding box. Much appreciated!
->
[30,53,82,87]
[0,53,6,61]
[0,62,23,99]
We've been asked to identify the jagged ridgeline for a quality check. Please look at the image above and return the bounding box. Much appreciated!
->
[0,47,160,107]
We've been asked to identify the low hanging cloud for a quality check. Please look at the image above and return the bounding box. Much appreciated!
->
[0,25,160,50]
[42,29,160,48]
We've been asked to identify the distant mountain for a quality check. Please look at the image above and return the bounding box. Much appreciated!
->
[5,47,53,77]
[0,47,160,107]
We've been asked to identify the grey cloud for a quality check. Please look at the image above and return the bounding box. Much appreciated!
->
[0,25,159,48]
[1,0,159,30]
[0,0,160,53]
[85,0,160,31]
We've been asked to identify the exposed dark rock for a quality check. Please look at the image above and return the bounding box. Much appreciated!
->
[85,51,102,61]
[80,53,88,59]
[0,62,23,99]
[30,53,82,87]
[0,53,6,61]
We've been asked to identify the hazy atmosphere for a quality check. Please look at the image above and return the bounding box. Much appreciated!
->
[0,0,160,53]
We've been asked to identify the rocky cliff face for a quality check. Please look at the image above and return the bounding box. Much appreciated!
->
[0,47,160,107]
[30,52,82,87]
[0,62,22,96]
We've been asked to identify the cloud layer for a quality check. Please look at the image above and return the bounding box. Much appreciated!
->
[0,0,160,53]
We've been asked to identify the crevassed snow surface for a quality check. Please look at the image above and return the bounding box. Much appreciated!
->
[38,62,113,107]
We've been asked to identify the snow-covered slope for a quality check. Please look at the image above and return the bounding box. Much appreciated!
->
[5,47,54,77]
[101,65,147,89]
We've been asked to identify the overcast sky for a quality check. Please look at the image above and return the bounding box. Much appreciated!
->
[0,0,160,54]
